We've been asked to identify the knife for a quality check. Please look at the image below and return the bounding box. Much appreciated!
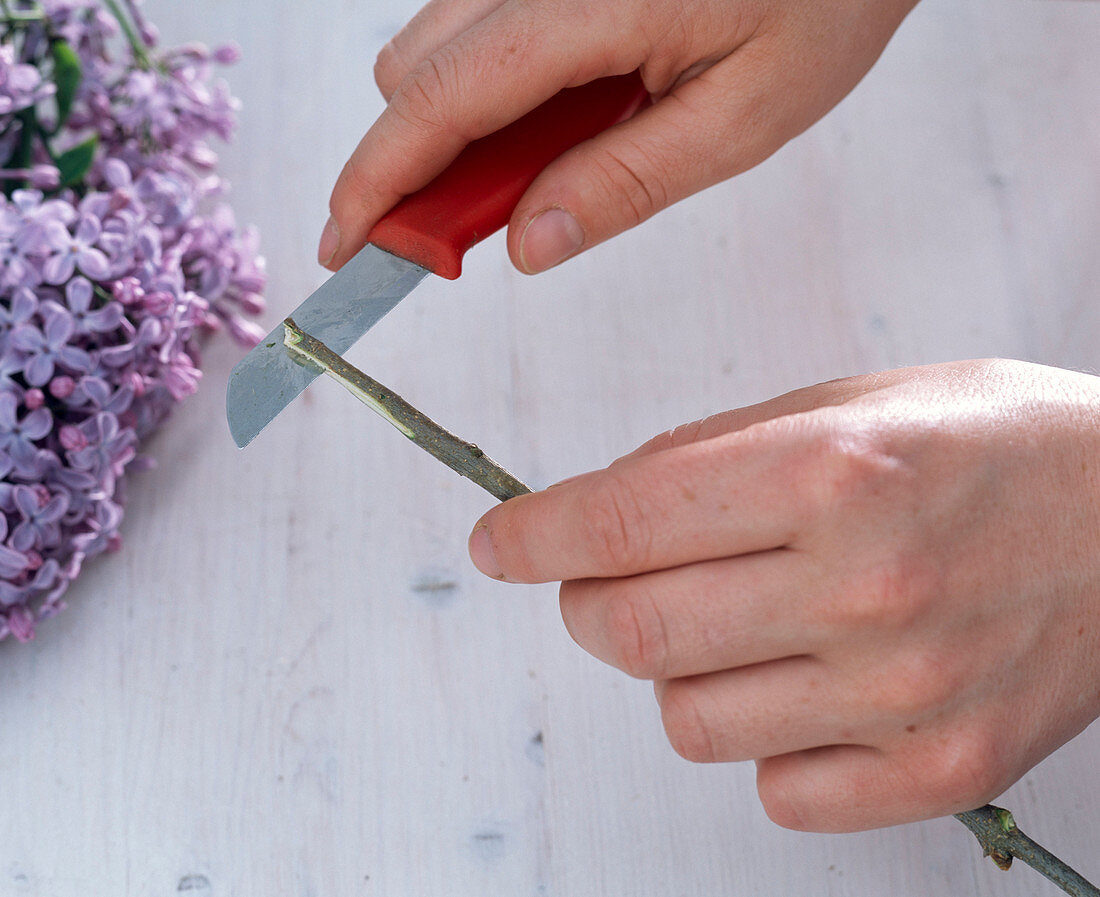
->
[226,72,649,448]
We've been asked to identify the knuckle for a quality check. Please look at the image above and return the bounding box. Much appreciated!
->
[823,550,940,635]
[587,143,669,229]
[928,725,1008,810]
[866,552,941,630]
[867,647,965,719]
[579,474,654,573]
[337,149,377,206]
[603,584,670,679]
[659,682,717,763]
[390,49,462,136]
[804,426,907,512]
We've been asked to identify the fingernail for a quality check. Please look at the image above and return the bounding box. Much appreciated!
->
[318,215,340,267]
[520,208,583,273]
[468,524,504,580]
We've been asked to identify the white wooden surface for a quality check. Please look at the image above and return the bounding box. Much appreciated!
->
[2,0,1098,893]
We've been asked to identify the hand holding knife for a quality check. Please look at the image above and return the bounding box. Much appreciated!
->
[225,73,648,450]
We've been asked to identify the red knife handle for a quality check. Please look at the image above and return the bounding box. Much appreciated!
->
[366,72,650,279]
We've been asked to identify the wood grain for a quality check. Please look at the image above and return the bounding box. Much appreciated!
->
[1,0,1097,894]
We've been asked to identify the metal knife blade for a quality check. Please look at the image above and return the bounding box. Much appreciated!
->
[226,74,650,450]
[225,243,428,447]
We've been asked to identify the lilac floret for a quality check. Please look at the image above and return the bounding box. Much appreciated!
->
[65,277,125,334]
[0,44,55,116]
[0,287,36,330]
[0,393,53,478]
[10,312,94,385]
[0,513,30,580]
[10,485,69,552]
[41,215,112,283]
[67,412,136,497]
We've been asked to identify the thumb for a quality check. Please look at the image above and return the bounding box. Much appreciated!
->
[506,57,777,274]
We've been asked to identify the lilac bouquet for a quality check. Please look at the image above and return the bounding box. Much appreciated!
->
[0,0,264,642]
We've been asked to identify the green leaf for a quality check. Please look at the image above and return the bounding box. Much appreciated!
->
[8,109,37,171]
[56,136,98,187]
[50,40,82,133]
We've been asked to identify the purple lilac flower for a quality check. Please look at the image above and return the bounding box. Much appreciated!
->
[67,412,135,497]
[0,44,55,115]
[1,223,43,290]
[1,0,265,642]
[41,215,112,283]
[0,393,53,478]
[9,311,94,385]
[0,286,35,330]
[0,351,27,396]
[68,375,133,415]
[10,484,69,552]
[0,513,29,580]
[64,277,125,334]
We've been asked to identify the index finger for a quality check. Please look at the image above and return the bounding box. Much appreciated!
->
[468,421,820,583]
[322,0,642,270]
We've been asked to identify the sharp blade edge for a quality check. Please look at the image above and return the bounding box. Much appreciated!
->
[226,244,429,447]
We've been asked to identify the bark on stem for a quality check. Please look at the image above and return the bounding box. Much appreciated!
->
[955,806,1098,896]
[282,317,531,502]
